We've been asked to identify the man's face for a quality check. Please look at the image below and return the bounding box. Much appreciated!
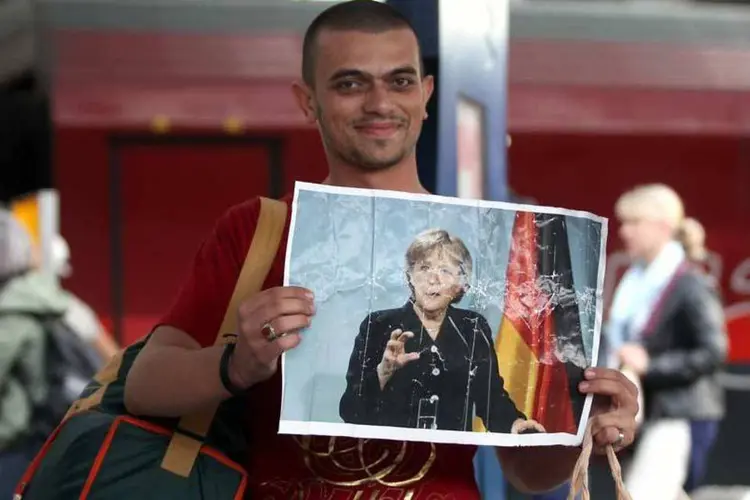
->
[294,28,433,171]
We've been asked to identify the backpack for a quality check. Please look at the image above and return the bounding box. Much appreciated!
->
[14,197,287,500]
[0,307,100,447]
[34,315,101,439]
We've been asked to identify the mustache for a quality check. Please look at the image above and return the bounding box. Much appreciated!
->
[353,116,408,127]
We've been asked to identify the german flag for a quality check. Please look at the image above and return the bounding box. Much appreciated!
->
[491,211,587,434]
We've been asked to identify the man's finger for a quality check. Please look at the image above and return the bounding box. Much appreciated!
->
[259,297,315,324]
[390,329,403,341]
[590,410,634,436]
[275,332,302,352]
[263,314,311,340]
[584,368,638,398]
[580,379,638,410]
[592,425,633,452]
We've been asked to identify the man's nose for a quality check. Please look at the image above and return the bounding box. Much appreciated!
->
[363,83,395,114]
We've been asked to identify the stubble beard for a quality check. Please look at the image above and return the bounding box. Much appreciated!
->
[317,109,414,172]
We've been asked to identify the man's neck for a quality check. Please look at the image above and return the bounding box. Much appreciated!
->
[322,158,429,195]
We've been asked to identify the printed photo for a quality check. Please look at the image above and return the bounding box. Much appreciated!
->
[280,182,608,447]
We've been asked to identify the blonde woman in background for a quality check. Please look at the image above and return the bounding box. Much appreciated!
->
[606,184,727,500]
[674,217,725,494]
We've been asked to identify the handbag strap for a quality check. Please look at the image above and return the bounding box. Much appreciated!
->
[568,420,633,500]
[160,197,288,477]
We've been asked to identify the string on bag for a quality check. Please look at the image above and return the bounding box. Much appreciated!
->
[567,420,632,500]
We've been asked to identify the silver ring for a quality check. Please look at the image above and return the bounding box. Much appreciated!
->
[262,323,280,343]
[614,430,625,447]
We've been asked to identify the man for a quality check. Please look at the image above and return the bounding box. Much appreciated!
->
[124,1,638,498]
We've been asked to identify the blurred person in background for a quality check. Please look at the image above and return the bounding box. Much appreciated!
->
[51,234,119,362]
[606,184,727,500]
[674,216,725,494]
[0,209,63,497]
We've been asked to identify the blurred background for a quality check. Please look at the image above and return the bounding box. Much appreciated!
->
[1,0,748,498]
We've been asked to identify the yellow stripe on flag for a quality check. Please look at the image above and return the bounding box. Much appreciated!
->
[472,316,539,432]
[496,316,538,417]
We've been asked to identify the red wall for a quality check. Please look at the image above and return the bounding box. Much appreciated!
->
[58,127,327,344]
[51,30,750,353]
[508,133,750,361]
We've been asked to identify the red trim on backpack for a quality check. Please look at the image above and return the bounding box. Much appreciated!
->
[13,419,69,498]
[14,414,248,500]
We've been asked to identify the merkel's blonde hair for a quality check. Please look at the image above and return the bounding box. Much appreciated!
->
[615,184,684,230]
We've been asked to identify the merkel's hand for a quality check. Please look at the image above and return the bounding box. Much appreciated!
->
[228,286,315,389]
[376,329,420,389]
[579,367,639,454]
[511,418,546,434]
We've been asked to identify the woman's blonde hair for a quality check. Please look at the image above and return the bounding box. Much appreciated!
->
[676,217,708,262]
[614,183,684,230]
[615,184,708,260]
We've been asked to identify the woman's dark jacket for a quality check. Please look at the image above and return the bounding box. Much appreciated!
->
[641,270,728,421]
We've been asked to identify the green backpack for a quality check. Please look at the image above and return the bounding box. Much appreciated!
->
[14,197,287,500]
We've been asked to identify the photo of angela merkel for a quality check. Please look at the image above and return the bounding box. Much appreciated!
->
[339,228,545,434]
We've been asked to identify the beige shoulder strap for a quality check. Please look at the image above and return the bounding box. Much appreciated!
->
[161,197,288,477]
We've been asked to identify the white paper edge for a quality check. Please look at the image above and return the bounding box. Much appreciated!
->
[278,420,582,448]
[279,184,302,421]
[281,181,609,448]
[289,181,608,224]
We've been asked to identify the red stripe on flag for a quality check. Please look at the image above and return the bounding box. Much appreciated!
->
[501,212,577,433]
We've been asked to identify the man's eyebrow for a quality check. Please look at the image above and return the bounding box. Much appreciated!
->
[329,69,369,81]
[329,66,419,82]
[389,66,419,76]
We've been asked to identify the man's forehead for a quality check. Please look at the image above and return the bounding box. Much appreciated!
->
[314,28,421,77]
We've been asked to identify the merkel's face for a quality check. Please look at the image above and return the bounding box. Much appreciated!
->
[410,249,465,314]
[310,28,433,170]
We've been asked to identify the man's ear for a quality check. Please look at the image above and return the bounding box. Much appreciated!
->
[421,74,435,117]
[291,80,317,124]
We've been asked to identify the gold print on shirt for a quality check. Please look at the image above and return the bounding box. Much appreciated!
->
[257,437,436,498]
[295,436,436,488]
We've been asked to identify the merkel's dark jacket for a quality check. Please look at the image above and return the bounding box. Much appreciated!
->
[641,270,728,420]
[339,302,525,433]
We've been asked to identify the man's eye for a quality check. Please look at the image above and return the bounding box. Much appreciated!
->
[336,81,361,91]
[393,77,415,88]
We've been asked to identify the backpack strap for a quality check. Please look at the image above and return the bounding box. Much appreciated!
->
[160,197,288,477]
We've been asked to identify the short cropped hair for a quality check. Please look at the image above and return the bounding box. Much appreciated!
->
[405,228,472,304]
[301,0,421,87]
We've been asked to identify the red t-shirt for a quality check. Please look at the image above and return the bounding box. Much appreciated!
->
[160,194,482,499]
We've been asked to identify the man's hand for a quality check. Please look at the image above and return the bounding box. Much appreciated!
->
[579,367,639,454]
[511,418,546,434]
[376,329,420,389]
[618,343,650,376]
[228,286,315,389]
